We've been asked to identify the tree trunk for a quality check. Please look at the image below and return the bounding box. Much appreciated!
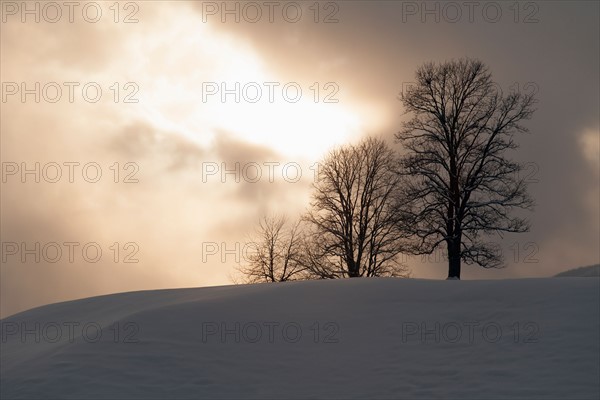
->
[448,147,461,279]
[348,263,360,277]
[447,237,461,279]
[346,256,360,277]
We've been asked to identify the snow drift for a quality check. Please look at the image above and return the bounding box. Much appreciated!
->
[1,278,599,399]
[555,264,600,278]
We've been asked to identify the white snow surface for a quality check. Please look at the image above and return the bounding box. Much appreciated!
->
[1,277,599,399]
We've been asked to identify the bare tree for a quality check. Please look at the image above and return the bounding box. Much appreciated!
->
[303,137,410,278]
[397,58,536,279]
[236,215,305,283]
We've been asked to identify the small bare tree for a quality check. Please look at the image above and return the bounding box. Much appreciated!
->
[236,215,305,283]
[304,137,410,278]
[397,58,536,279]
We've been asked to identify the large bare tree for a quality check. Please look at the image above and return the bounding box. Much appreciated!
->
[397,58,536,279]
[236,215,305,283]
[304,137,410,278]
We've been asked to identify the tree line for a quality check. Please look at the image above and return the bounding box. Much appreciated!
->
[236,58,536,281]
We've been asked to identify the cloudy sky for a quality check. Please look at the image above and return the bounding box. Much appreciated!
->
[1,0,598,317]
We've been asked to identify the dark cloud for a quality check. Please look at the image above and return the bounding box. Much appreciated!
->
[211,131,312,210]
[108,121,207,172]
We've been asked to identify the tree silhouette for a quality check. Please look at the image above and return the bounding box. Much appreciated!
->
[397,58,536,279]
[303,137,410,278]
[236,215,305,283]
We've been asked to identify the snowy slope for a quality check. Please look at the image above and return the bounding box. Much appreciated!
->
[1,278,599,399]
[555,264,600,278]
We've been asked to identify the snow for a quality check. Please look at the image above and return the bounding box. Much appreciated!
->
[1,277,599,399]
[555,264,600,278]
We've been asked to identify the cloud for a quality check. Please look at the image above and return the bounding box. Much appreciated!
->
[579,128,600,175]
[0,2,327,317]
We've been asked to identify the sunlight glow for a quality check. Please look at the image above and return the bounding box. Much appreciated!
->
[120,5,365,160]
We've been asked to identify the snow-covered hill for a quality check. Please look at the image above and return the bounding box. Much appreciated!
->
[1,278,599,399]
[555,264,600,278]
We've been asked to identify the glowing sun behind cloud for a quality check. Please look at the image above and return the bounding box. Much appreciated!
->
[116,4,370,160]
